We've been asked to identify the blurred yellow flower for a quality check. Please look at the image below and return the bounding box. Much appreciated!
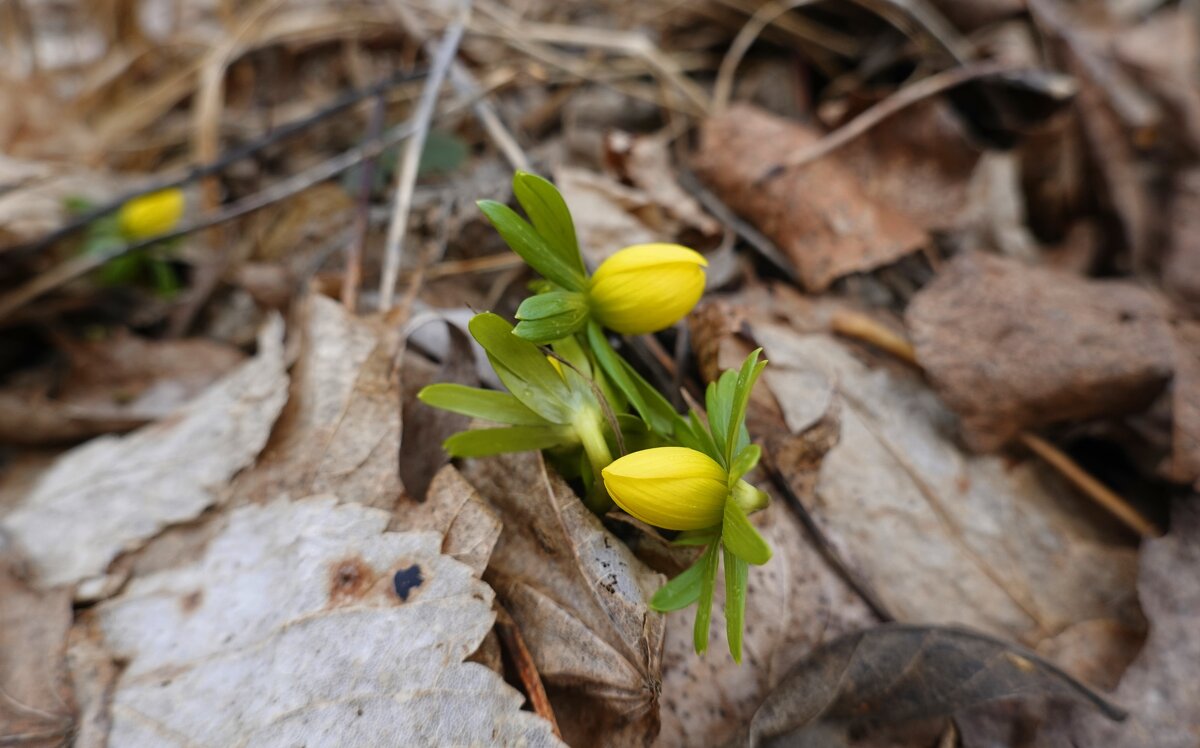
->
[588,244,707,335]
[602,446,727,530]
[118,189,185,240]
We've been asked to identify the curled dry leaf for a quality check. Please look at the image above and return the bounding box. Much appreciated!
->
[77,496,561,747]
[745,319,1142,656]
[693,104,925,292]
[1,316,288,593]
[0,546,76,747]
[906,252,1174,451]
[737,624,1125,748]
[230,295,401,509]
[0,332,245,445]
[605,130,720,238]
[1061,498,1200,747]
[461,452,665,748]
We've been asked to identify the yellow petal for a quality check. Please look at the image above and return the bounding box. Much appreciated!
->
[118,189,185,240]
[588,244,707,335]
[601,446,727,530]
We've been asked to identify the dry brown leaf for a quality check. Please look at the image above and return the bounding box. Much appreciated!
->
[230,295,401,509]
[0,316,287,593]
[0,546,75,747]
[693,104,926,292]
[1060,498,1200,747]
[462,452,665,748]
[747,319,1142,656]
[0,332,245,445]
[906,252,1174,451]
[404,465,503,578]
[738,624,1124,748]
[836,100,982,233]
[77,496,562,746]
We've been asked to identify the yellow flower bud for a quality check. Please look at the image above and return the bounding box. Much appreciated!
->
[118,189,185,240]
[588,244,707,335]
[602,446,727,530]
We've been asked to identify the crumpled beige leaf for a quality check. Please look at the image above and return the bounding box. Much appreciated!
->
[1061,498,1200,747]
[462,452,665,748]
[748,320,1142,652]
[230,295,401,508]
[79,496,561,747]
[0,545,75,747]
[1,316,287,592]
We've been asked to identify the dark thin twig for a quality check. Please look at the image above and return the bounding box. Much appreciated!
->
[755,62,1016,184]
[762,458,896,622]
[15,67,430,257]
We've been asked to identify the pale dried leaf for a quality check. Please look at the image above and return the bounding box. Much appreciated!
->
[0,547,75,747]
[462,452,665,748]
[230,295,401,508]
[555,166,661,268]
[749,322,1142,651]
[1,316,287,591]
[81,496,561,747]
[1063,498,1200,747]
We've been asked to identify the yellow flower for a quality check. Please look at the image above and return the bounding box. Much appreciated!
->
[602,446,727,530]
[588,244,707,335]
[118,189,185,240]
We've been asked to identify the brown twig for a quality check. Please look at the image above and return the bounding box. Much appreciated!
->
[755,62,1016,185]
[494,604,562,739]
[830,309,1162,539]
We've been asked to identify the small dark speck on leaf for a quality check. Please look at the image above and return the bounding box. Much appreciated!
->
[393,564,424,601]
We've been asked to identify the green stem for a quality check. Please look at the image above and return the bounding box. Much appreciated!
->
[574,408,614,514]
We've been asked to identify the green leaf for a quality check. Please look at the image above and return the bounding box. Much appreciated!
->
[468,313,573,422]
[673,528,719,547]
[693,541,721,655]
[513,314,589,344]
[418,383,549,426]
[586,322,681,436]
[682,410,723,464]
[418,130,468,175]
[706,371,737,466]
[512,171,585,277]
[722,498,773,566]
[515,291,588,321]
[723,547,749,663]
[513,291,589,343]
[726,349,766,465]
[478,200,586,291]
[444,425,573,457]
[649,552,708,611]
[728,443,762,484]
